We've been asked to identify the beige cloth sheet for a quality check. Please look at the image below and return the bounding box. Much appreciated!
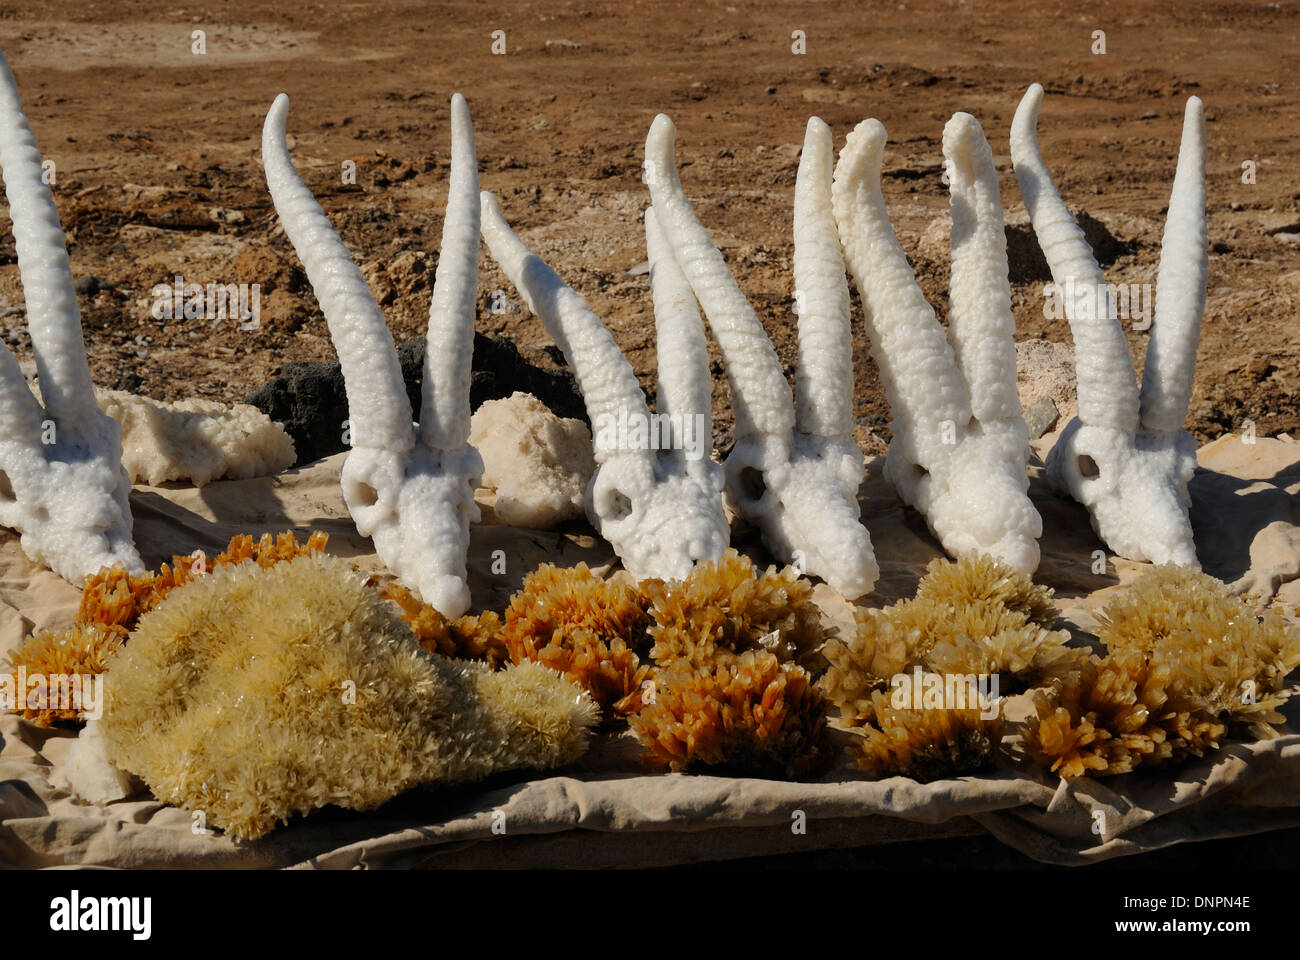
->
[2,438,1298,868]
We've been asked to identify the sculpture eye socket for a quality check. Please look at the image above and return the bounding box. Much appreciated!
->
[0,469,13,503]
[354,482,379,507]
[607,490,633,521]
[1077,455,1100,479]
[738,467,766,503]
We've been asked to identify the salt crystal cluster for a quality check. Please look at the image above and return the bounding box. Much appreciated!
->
[1011,84,1207,567]
[468,391,594,527]
[96,389,295,486]
[0,51,142,584]
[832,111,1042,574]
[262,93,484,616]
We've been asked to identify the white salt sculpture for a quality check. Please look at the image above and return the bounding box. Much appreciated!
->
[0,51,142,583]
[832,111,1041,574]
[644,115,879,599]
[263,93,484,616]
[1011,84,1206,567]
[479,194,729,582]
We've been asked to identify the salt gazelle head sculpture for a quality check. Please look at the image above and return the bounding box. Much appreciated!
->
[262,92,484,616]
[643,114,879,600]
[479,193,729,583]
[1011,84,1206,567]
[0,50,142,582]
[832,111,1042,574]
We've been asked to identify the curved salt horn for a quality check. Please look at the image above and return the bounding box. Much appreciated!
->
[944,112,1020,423]
[793,116,854,438]
[1139,96,1207,436]
[479,190,652,463]
[832,118,971,428]
[262,94,413,453]
[1011,83,1139,434]
[0,52,97,426]
[420,93,479,450]
[643,114,794,448]
[646,205,711,470]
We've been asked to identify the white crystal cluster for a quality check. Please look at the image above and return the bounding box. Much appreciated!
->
[96,389,295,486]
[469,391,595,528]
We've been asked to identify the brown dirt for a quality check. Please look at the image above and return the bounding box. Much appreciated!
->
[0,1,1296,452]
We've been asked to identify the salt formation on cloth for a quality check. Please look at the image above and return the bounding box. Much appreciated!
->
[96,389,295,486]
[1011,84,1207,567]
[59,718,135,804]
[0,50,142,583]
[92,554,599,840]
[468,392,595,527]
[263,93,484,616]
[644,116,879,599]
[832,111,1041,574]
[479,193,729,583]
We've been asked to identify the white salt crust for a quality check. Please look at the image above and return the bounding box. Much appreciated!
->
[833,111,1042,574]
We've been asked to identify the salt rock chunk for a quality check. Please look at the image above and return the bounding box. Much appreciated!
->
[470,392,595,527]
[95,389,296,486]
[58,718,135,803]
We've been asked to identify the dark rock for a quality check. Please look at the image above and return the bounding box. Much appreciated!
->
[110,370,144,394]
[1006,211,1131,285]
[246,333,587,466]
[75,275,104,295]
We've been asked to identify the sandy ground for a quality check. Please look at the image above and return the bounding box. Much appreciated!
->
[0,0,1296,451]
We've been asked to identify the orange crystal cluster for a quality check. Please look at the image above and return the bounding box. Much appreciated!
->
[500,562,655,717]
[1023,566,1300,779]
[383,583,508,668]
[77,531,328,638]
[629,550,834,778]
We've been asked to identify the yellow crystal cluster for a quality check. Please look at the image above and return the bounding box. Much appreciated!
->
[1,624,121,725]
[628,550,835,778]
[98,554,598,839]
[820,555,1080,727]
[1023,566,1300,779]
[857,689,1005,781]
